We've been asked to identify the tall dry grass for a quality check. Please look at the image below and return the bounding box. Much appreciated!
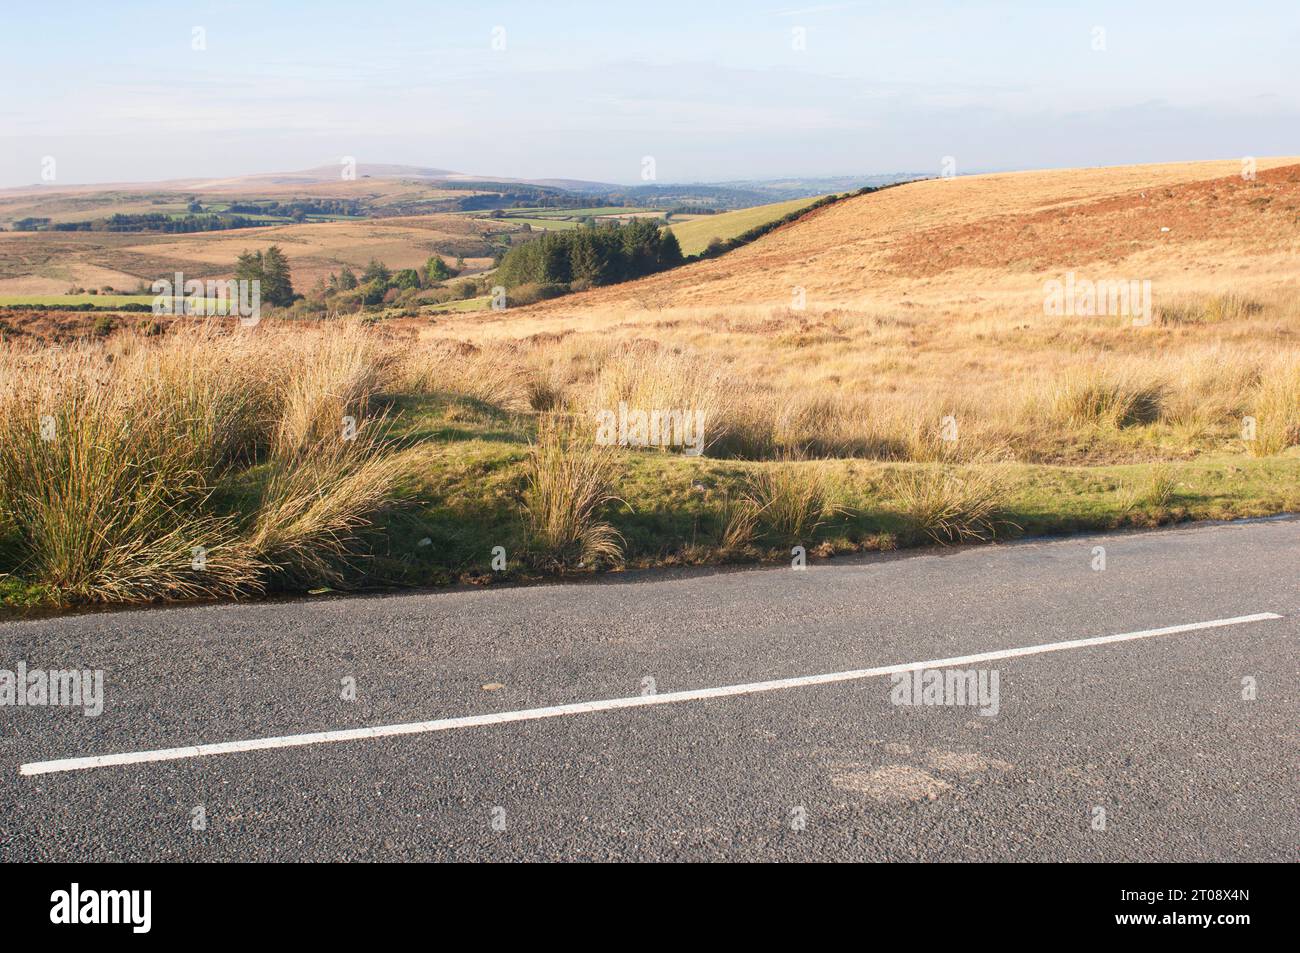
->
[442,290,1298,465]
[246,426,410,587]
[1156,292,1263,326]
[1249,356,1300,455]
[0,331,261,600]
[588,343,742,455]
[741,454,843,541]
[522,415,626,569]
[1156,347,1261,435]
[0,321,410,603]
[890,464,1016,544]
[1044,366,1164,430]
[397,340,532,411]
[272,322,388,458]
[7,283,1294,603]
[416,293,1296,466]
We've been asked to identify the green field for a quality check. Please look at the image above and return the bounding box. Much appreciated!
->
[472,206,659,232]
[0,294,156,307]
[497,217,583,231]
[494,206,651,218]
[425,295,492,313]
[666,196,827,256]
[0,294,239,314]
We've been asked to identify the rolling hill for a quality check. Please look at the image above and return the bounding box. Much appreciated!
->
[479,157,1300,331]
[422,155,1300,474]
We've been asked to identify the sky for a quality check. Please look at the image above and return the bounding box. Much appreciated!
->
[1,0,1297,188]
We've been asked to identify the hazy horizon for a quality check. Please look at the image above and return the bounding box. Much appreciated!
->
[1,0,1296,189]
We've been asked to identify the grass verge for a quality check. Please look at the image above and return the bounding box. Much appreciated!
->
[2,316,1297,615]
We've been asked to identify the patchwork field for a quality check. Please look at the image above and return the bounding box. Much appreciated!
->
[130,216,499,289]
[0,214,503,296]
[0,176,477,228]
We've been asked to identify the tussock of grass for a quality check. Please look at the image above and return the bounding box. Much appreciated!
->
[890,465,1016,544]
[589,342,740,455]
[0,321,410,604]
[717,494,761,553]
[273,322,386,458]
[1157,292,1262,326]
[1249,356,1300,456]
[522,415,626,569]
[1122,463,1179,512]
[397,340,531,411]
[1145,465,1179,509]
[0,333,259,601]
[246,427,409,588]
[742,454,842,542]
[1157,347,1260,435]
[1046,368,1163,429]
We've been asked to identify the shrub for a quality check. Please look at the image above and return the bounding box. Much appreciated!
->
[391,268,421,290]
[506,282,569,307]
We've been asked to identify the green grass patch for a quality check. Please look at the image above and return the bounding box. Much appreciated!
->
[494,217,583,230]
[0,294,240,314]
[0,576,60,614]
[666,196,826,256]
[424,296,492,314]
[0,294,158,307]
[4,355,1295,613]
[330,390,1300,589]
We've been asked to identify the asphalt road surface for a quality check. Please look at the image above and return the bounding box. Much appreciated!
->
[1,518,1296,862]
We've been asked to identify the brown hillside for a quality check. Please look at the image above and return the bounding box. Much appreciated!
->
[474,157,1299,335]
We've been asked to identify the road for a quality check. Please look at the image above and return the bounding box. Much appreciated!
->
[1,518,1296,862]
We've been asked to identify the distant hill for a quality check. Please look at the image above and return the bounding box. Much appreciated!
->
[0,166,928,211]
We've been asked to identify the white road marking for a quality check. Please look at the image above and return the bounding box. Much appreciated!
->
[19,612,1282,776]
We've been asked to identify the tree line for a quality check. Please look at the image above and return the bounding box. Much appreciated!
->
[320,255,463,306]
[494,219,683,289]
